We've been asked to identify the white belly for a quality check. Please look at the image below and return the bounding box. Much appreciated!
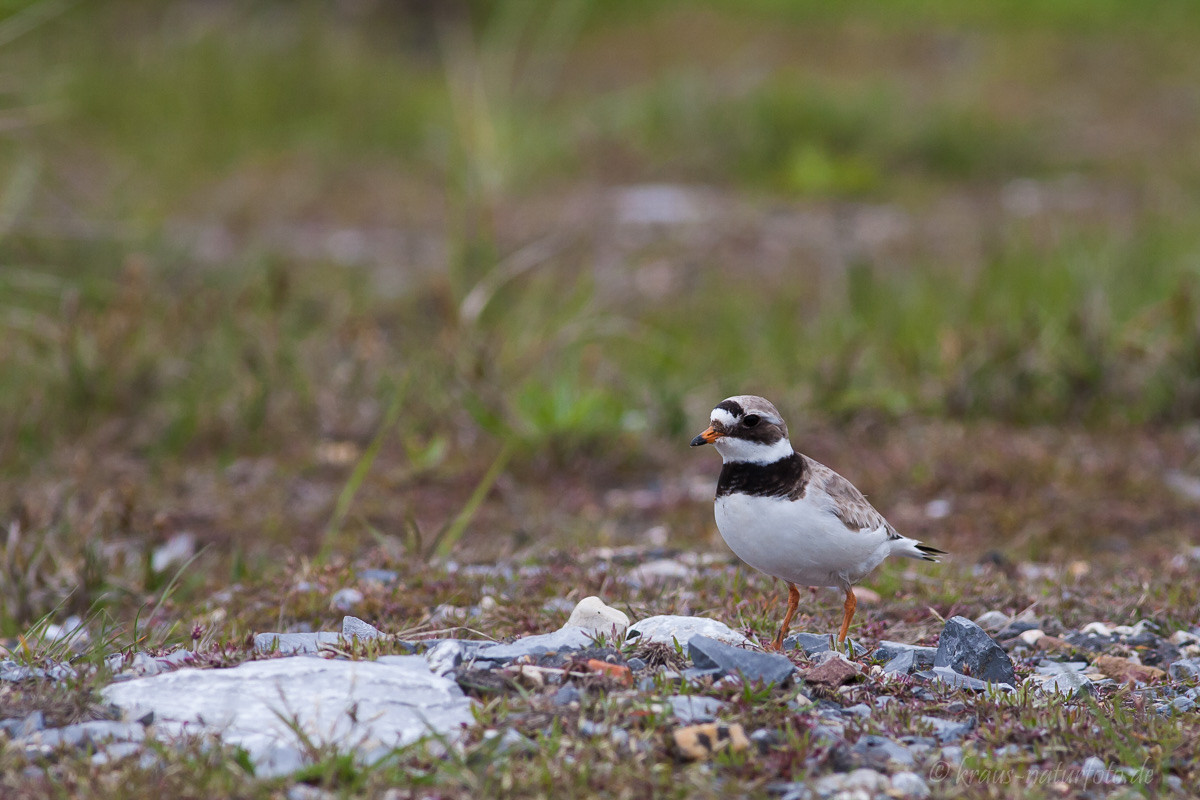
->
[714,493,893,587]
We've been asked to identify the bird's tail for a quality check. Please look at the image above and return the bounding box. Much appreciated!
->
[893,537,946,563]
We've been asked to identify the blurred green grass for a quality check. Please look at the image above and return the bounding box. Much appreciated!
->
[2,0,1198,457]
[2,0,1200,630]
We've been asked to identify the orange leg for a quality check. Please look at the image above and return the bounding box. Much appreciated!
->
[836,586,857,644]
[770,582,801,651]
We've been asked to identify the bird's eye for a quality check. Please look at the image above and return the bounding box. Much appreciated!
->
[743,414,761,428]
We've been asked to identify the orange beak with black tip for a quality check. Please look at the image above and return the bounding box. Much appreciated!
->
[690,426,723,447]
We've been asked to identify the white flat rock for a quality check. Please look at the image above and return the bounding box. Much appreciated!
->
[625,615,750,647]
[102,656,474,777]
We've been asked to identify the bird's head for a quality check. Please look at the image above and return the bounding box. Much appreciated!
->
[690,395,793,464]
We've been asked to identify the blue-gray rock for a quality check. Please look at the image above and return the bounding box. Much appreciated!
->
[420,640,496,676]
[808,723,845,746]
[482,728,536,756]
[1169,658,1200,681]
[627,657,647,671]
[890,771,931,798]
[17,720,145,755]
[0,710,44,738]
[1170,696,1196,713]
[668,694,726,724]
[342,616,385,641]
[680,667,725,685]
[90,741,148,766]
[688,636,796,686]
[330,587,364,611]
[356,569,399,585]
[883,651,918,675]
[872,641,938,669]
[102,655,474,778]
[996,621,1041,640]
[939,745,964,765]
[253,632,343,655]
[577,719,609,737]
[1036,672,1095,698]
[475,627,595,662]
[553,685,582,706]
[916,666,1015,692]
[851,735,914,769]
[1034,660,1088,676]
[0,659,75,682]
[842,703,872,718]
[750,728,782,749]
[783,632,867,658]
[934,617,1016,685]
[1080,756,1122,784]
[918,715,976,744]
[767,782,814,800]
[973,611,1010,631]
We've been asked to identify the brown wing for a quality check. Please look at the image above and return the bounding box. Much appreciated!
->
[803,455,899,537]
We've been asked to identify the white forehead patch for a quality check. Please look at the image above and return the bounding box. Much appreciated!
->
[710,408,738,427]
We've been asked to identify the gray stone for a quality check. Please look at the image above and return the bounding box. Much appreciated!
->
[18,720,144,754]
[330,588,364,611]
[126,650,194,677]
[577,719,609,737]
[0,711,44,739]
[851,735,914,769]
[842,703,872,718]
[552,685,582,706]
[419,640,494,676]
[90,741,147,766]
[934,616,1017,685]
[939,745,964,765]
[0,659,76,682]
[342,616,385,641]
[872,641,938,669]
[688,636,796,686]
[783,632,866,658]
[1036,672,1095,698]
[625,558,695,585]
[356,569,399,585]
[158,649,196,669]
[890,771,931,798]
[841,768,890,793]
[1169,658,1200,681]
[973,611,1010,632]
[151,532,195,574]
[917,666,1014,692]
[625,615,750,647]
[1170,695,1196,713]
[1080,756,1122,784]
[918,715,976,744]
[482,727,536,756]
[883,651,918,675]
[680,666,724,684]
[750,728,782,749]
[767,783,813,800]
[626,657,647,671]
[1034,660,1088,676]
[101,655,474,777]
[253,631,342,655]
[475,627,595,662]
[286,785,334,800]
[668,694,726,724]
